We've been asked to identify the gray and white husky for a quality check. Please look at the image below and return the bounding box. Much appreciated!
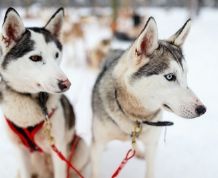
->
[0,8,89,178]
[91,17,206,178]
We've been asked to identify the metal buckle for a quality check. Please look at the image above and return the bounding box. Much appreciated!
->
[131,122,142,149]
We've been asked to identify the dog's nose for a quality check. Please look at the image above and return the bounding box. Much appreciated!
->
[195,105,206,116]
[58,79,71,91]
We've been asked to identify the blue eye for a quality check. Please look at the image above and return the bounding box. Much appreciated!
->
[164,73,176,81]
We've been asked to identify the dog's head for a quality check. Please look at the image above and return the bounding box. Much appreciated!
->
[0,7,71,94]
[114,17,206,119]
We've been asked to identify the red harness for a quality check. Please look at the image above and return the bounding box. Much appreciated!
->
[5,108,56,152]
[5,109,82,178]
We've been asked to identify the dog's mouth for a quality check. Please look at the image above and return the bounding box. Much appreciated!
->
[163,104,173,112]
[37,81,70,94]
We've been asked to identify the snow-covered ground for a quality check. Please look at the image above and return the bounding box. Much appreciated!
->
[0,7,218,178]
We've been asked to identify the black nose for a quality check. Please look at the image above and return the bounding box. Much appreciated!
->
[195,105,206,116]
[58,79,71,91]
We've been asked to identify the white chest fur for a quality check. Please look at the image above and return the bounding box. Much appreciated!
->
[2,89,60,128]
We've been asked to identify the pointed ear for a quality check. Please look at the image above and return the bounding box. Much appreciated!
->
[2,7,25,47]
[44,8,64,38]
[134,17,158,57]
[168,19,191,46]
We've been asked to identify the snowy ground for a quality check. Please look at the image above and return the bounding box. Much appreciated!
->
[0,7,218,178]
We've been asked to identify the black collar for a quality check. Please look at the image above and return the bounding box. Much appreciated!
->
[142,120,173,126]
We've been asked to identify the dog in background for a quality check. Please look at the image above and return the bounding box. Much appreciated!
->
[88,39,111,70]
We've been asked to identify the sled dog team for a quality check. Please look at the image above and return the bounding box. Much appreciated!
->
[0,7,206,178]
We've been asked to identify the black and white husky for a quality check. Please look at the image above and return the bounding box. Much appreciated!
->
[0,8,89,178]
[91,17,206,178]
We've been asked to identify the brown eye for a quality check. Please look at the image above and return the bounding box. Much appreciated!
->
[29,55,42,62]
[55,52,59,58]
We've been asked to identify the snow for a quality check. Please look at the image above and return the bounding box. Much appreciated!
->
[0,7,218,178]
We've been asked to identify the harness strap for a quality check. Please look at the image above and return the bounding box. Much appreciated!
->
[6,119,44,152]
[5,108,56,152]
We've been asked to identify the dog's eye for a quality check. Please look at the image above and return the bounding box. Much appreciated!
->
[164,73,176,81]
[29,55,42,62]
[55,52,59,58]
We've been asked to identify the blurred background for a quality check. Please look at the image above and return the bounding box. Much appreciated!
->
[0,0,218,178]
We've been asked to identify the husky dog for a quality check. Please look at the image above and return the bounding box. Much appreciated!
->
[88,39,111,70]
[0,8,89,178]
[91,17,206,178]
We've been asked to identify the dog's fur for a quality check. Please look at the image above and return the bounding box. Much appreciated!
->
[91,17,206,178]
[0,8,89,178]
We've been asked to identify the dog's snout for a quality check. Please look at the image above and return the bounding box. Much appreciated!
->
[195,105,206,116]
[58,79,71,91]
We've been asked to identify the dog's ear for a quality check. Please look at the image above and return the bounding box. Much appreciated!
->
[168,19,191,46]
[134,17,158,58]
[44,8,64,38]
[2,7,25,47]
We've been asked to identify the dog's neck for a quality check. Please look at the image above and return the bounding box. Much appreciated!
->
[5,84,46,102]
[1,82,58,127]
[114,85,160,122]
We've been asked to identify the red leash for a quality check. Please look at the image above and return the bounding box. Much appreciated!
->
[67,135,81,178]
[111,122,142,178]
[51,141,84,178]
[111,149,136,178]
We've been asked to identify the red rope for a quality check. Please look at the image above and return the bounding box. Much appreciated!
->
[111,149,136,178]
[51,144,84,178]
[67,135,81,178]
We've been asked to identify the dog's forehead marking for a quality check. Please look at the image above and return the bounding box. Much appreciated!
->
[159,41,184,68]
[133,41,184,78]
[2,30,34,69]
[174,59,188,86]
[28,27,62,51]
